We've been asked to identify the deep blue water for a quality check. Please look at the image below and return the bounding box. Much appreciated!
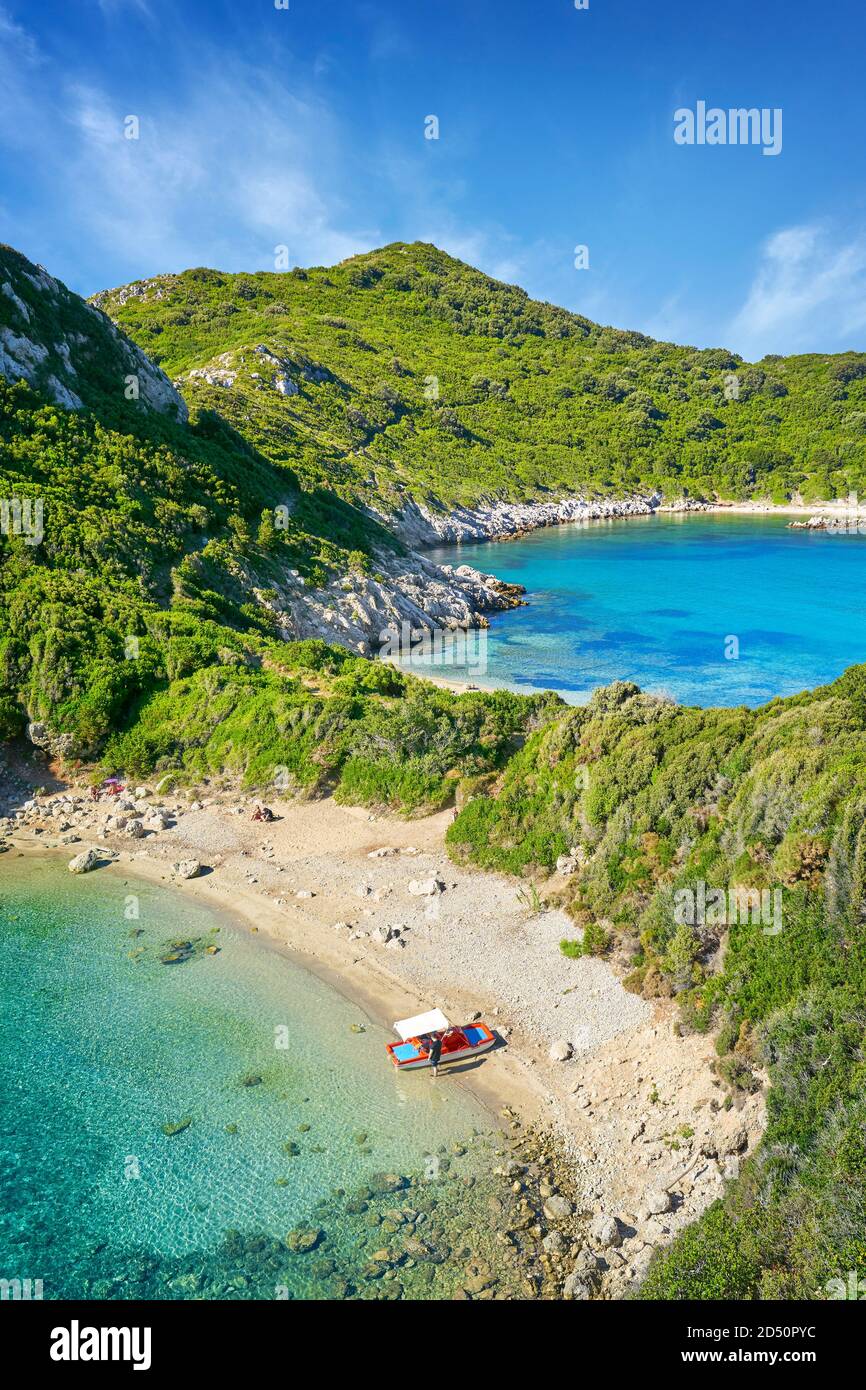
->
[429,514,866,707]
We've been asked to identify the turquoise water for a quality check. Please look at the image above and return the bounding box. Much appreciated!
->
[429,514,866,706]
[0,857,512,1300]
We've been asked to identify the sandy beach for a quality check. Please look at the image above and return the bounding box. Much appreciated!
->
[1,771,765,1295]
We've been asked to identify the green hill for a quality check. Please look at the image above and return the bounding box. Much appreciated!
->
[94,241,866,512]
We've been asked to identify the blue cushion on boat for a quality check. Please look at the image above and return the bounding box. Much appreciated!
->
[393,1042,421,1061]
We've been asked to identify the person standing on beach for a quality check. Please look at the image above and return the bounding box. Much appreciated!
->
[428,1032,443,1077]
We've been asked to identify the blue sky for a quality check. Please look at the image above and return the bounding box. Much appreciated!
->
[2,0,866,358]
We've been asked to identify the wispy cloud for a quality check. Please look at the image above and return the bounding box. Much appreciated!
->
[94,0,154,20]
[0,3,41,62]
[0,14,379,289]
[729,223,866,359]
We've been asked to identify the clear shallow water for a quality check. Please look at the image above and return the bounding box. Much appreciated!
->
[0,857,510,1300]
[429,514,866,707]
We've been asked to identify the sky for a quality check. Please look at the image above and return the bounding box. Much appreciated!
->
[1,0,866,359]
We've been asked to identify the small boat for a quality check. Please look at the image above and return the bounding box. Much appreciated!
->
[386,1008,496,1071]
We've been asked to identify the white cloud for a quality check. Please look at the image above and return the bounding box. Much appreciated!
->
[729,223,866,359]
[0,22,380,290]
[67,68,383,277]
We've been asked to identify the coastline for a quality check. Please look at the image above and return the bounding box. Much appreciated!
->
[245,495,866,680]
[388,491,866,551]
[1,778,766,1297]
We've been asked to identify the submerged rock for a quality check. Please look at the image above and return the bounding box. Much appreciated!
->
[286,1226,323,1254]
[159,939,195,965]
[369,1172,408,1195]
[161,1116,192,1137]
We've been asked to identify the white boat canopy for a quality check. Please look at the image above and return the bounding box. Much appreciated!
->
[393,1008,450,1040]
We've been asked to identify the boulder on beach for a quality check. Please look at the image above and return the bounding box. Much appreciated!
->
[593,1215,622,1248]
[173,860,202,879]
[371,924,402,946]
[563,1273,591,1300]
[542,1229,566,1255]
[68,847,99,874]
[407,876,445,897]
[549,1039,573,1062]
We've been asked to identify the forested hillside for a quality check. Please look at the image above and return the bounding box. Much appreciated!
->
[95,241,866,512]
[0,244,398,755]
[447,671,866,1298]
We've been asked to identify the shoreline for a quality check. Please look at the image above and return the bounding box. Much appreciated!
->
[252,496,865,678]
[392,492,866,552]
[1,779,766,1297]
[2,835,553,1131]
[384,499,866,704]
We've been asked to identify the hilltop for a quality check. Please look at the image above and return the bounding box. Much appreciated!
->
[94,241,866,517]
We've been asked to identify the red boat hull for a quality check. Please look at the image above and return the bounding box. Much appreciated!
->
[386,1022,496,1070]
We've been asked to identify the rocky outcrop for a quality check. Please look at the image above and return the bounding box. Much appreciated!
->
[383,493,662,547]
[788,514,866,532]
[250,547,525,657]
[175,342,330,398]
[0,245,187,421]
[26,721,78,761]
